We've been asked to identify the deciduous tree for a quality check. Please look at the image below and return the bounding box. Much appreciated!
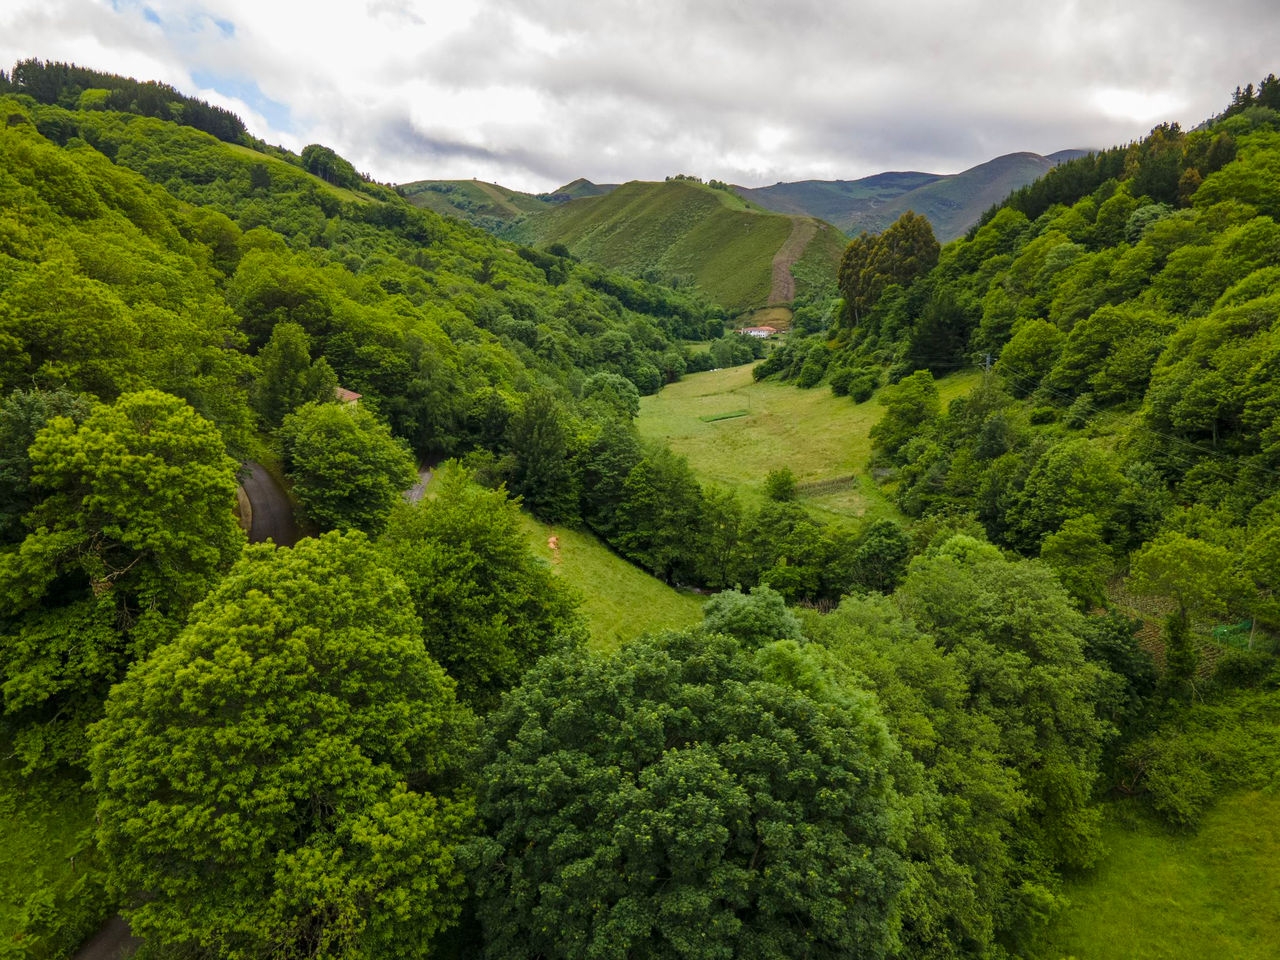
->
[90,532,475,959]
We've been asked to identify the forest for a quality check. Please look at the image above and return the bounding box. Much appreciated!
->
[0,59,1277,960]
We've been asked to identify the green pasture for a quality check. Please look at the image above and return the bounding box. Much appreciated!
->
[1036,792,1280,960]
[517,516,705,652]
[638,364,981,524]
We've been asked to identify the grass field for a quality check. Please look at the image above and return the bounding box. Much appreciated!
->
[518,515,705,652]
[1036,792,1280,960]
[637,364,981,524]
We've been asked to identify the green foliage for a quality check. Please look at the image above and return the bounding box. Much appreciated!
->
[251,321,338,427]
[469,630,905,960]
[870,369,940,464]
[1039,514,1114,609]
[1120,690,1280,829]
[762,466,797,501]
[280,401,417,536]
[379,464,586,710]
[0,390,242,770]
[700,585,803,647]
[505,389,580,524]
[838,211,940,327]
[90,532,476,959]
[0,387,91,545]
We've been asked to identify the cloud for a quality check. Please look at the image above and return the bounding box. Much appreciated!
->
[2,0,1278,192]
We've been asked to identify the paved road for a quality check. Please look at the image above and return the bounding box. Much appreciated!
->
[73,915,139,960]
[241,461,301,547]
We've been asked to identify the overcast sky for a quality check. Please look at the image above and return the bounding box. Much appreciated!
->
[3,0,1278,192]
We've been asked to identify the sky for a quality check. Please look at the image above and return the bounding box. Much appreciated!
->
[3,0,1279,193]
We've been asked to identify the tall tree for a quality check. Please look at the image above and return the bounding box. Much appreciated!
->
[378,464,586,710]
[470,630,905,960]
[90,532,476,960]
[279,401,417,536]
[0,390,243,769]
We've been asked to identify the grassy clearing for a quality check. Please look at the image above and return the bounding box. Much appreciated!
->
[518,516,705,653]
[638,364,981,523]
[1036,792,1280,960]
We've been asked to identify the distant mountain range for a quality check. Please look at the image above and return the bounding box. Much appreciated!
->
[395,150,1091,311]
[735,150,1091,241]
[401,149,1090,243]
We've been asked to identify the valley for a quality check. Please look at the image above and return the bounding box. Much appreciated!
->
[0,53,1278,960]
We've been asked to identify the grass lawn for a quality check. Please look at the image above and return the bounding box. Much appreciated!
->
[637,364,981,524]
[518,516,705,653]
[1035,792,1280,960]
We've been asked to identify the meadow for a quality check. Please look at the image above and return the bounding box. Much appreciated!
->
[517,515,705,652]
[1037,792,1280,960]
[637,362,981,525]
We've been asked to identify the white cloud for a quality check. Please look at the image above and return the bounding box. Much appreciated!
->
[2,0,1278,192]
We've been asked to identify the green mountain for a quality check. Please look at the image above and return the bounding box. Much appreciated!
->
[739,150,1090,241]
[397,178,554,230]
[505,178,844,313]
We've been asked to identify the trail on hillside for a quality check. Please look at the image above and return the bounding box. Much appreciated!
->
[768,217,819,305]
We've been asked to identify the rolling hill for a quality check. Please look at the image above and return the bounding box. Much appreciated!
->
[738,149,1090,240]
[504,179,843,314]
[398,177,618,230]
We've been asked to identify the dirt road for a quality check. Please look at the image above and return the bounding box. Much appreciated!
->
[769,217,819,305]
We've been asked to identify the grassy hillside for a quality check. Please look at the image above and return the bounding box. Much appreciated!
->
[636,363,980,523]
[399,178,553,229]
[505,179,837,313]
[740,151,1090,241]
[517,515,704,652]
[1035,793,1280,960]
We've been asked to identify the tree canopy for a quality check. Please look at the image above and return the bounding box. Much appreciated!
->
[89,532,476,959]
[470,630,906,960]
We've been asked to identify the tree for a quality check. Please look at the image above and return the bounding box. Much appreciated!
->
[1128,531,1248,694]
[850,518,913,593]
[378,464,586,710]
[469,630,905,960]
[279,401,417,536]
[90,532,476,959]
[763,467,797,502]
[581,371,641,420]
[0,391,244,768]
[0,387,91,545]
[700,585,803,648]
[506,388,580,524]
[613,445,706,584]
[1039,514,1114,610]
[839,212,941,328]
[870,369,940,464]
[251,322,337,427]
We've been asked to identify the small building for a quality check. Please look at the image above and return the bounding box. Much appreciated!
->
[736,325,778,338]
[334,387,362,405]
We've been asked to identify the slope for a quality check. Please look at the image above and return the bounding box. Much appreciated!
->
[398,178,554,229]
[506,179,839,313]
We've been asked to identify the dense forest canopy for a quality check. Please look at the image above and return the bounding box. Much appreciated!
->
[0,62,1277,960]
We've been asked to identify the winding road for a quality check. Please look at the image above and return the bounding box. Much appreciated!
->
[240,460,301,546]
